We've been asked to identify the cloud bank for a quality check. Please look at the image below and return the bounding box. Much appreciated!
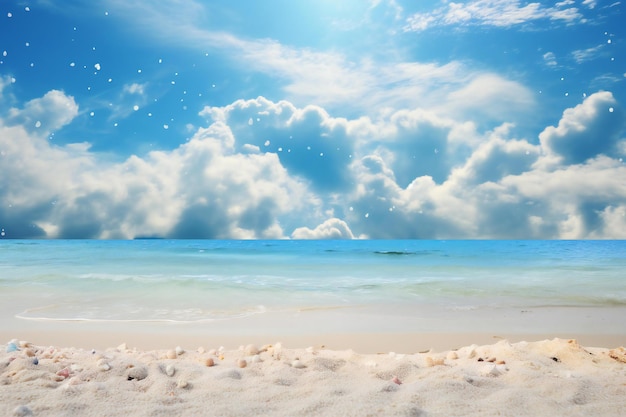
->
[1,79,625,239]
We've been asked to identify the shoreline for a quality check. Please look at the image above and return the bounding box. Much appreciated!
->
[3,326,625,353]
[3,303,626,353]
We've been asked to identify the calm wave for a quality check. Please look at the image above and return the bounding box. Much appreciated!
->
[1,240,624,323]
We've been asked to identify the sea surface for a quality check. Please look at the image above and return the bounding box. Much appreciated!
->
[1,240,624,332]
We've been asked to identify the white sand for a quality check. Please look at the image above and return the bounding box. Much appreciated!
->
[2,338,625,417]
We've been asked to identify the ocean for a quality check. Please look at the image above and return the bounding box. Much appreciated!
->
[1,240,625,336]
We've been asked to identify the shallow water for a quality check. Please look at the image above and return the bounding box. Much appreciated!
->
[1,240,624,326]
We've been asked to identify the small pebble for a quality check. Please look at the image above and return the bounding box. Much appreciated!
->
[24,348,35,357]
[250,354,262,363]
[391,375,402,385]
[175,346,185,356]
[237,359,247,368]
[244,344,259,356]
[13,405,32,416]
[205,358,215,367]
[291,359,305,369]
[127,366,148,381]
[177,379,189,389]
[447,351,458,360]
[166,350,177,359]
[219,354,225,361]
[117,343,128,351]
[32,358,39,365]
[165,364,176,377]
[6,342,19,353]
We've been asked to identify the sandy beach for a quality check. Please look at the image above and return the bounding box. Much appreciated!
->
[2,332,625,417]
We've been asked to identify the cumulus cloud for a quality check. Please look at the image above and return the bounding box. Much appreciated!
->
[1,87,625,239]
[291,218,355,239]
[539,91,625,164]
[0,90,318,239]
[5,90,78,133]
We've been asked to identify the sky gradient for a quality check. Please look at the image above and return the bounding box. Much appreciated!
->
[0,0,625,239]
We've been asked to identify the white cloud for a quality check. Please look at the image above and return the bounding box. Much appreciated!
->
[2,88,625,239]
[291,218,355,239]
[405,0,585,32]
[539,91,625,164]
[582,0,597,9]
[543,51,558,67]
[571,44,606,64]
[85,0,534,124]
[123,83,147,95]
[5,90,78,133]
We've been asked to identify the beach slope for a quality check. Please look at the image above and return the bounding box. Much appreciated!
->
[2,338,625,417]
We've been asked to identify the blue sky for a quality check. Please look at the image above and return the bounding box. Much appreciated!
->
[0,0,625,238]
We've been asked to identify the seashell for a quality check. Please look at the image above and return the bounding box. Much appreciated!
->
[57,368,70,379]
[237,359,247,368]
[291,360,305,369]
[481,365,503,377]
[24,348,35,357]
[68,376,82,386]
[127,366,148,381]
[19,341,32,348]
[447,351,458,360]
[175,346,185,356]
[166,349,177,359]
[425,356,445,367]
[177,379,188,389]
[250,354,262,363]
[204,358,215,367]
[244,344,259,356]
[609,347,626,364]
[165,364,176,377]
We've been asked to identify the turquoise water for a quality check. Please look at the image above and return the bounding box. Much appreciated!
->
[0,240,625,324]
